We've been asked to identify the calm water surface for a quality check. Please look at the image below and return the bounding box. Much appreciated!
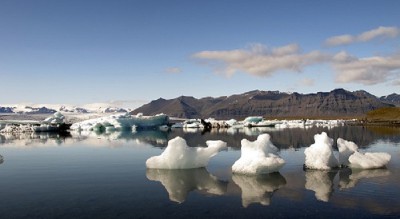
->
[0,126,399,218]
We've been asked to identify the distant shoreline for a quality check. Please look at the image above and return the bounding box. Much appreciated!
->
[1,113,399,127]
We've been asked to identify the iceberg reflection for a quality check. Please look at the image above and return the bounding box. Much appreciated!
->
[146,168,228,203]
[339,168,391,190]
[0,132,69,147]
[232,173,286,207]
[71,130,169,145]
[305,169,338,202]
[305,168,391,202]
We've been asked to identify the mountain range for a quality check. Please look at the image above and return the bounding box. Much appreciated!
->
[132,89,400,119]
[0,105,128,114]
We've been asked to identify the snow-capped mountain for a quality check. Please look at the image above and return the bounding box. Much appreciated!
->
[0,104,130,114]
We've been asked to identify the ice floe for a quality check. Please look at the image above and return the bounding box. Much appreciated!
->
[337,138,391,169]
[304,132,339,170]
[337,138,358,166]
[146,136,227,169]
[305,133,391,170]
[70,113,169,131]
[232,134,285,175]
[0,112,67,133]
[348,152,391,169]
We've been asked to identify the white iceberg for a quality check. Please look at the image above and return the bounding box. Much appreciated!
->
[337,138,391,169]
[337,138,358,166]
[232,134,285,175]
[348,152,391,169]
[43,112,65,124]
[146,168,227,203]
[146,137,227,169]
[70,113,169,131]
[304,132,339,170]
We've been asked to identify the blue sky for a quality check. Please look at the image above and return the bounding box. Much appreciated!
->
[1,0,399,108]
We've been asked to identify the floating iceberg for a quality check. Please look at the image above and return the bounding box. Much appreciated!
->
[232,134,285,175]
[337,138,358,166]
[337,138,391,169]
[146,137,227,169]
[70,113,169,131]
[304,132,339,170]
[232,173,286,207]
[43,112,65,124]
[348,152,391,169]
[33,112,71,132]
[146,168,227,203]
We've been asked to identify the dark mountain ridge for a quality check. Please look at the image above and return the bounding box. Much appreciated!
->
[132,89,395,119]
[380,93,400,106]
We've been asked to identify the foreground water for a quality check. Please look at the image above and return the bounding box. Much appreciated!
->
[0,126,399,218]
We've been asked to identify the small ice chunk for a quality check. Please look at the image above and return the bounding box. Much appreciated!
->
[232,134,285,175]
[146,137,227,169]
[43,112,65,124]
[337,138,358,166]
[70,113,169,131]
[349,152,391,169]
[304,132,338,170]
[337,138,391,169]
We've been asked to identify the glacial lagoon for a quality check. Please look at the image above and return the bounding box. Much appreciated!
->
[0,126,399,218]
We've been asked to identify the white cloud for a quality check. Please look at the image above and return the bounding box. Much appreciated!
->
[392,80,400,86]
[299,78,315,86]
[325,35,354,47]
[165,67,182,74]
[193,26,400,87]
[325,26,400,46]
[358,26,400,42]
[193,44,329,77]
[332,51,400,85]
